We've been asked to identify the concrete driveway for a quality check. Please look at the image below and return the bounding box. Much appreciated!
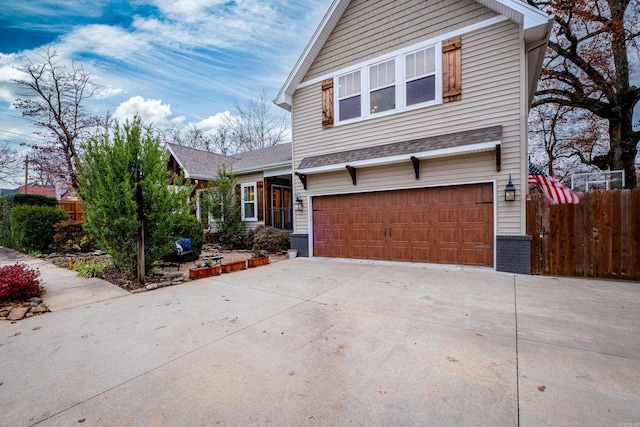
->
[1,251,639,426]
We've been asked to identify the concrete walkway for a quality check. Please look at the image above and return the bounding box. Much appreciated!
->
[1,249,638,426]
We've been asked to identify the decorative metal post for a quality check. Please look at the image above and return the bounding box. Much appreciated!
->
[135,164,145,284]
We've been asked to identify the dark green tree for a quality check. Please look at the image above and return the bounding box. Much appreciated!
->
[76,116,193,273]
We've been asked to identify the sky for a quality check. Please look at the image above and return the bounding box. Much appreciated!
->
[0,0,333,187]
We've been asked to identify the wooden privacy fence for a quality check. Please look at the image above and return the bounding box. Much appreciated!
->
[58,200,85,221]
[527,189,640,281]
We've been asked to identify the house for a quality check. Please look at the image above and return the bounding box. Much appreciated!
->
[17,184,57,198]
[166,143,294,232]
[276,0,552,273]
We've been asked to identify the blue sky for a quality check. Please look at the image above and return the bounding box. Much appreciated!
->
[0,0,333,186]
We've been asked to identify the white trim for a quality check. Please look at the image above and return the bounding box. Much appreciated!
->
[241,182,258,221]
[263,166,293,178]
[298,140,500,175]
[235,161,291,175]
[294,16,508,93]
[166,144,190,179]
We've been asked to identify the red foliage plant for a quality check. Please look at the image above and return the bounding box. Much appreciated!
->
[0,263,42,301]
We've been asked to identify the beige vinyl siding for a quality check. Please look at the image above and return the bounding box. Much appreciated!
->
[235,172,264,185]
[236,172,266,230]
[292,19,524,235]
[304,0,497,81]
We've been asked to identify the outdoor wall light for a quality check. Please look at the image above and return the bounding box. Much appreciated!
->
[294,194,304,211]
[505,174,516,201]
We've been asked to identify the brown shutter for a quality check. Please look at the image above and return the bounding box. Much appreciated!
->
[442,36,462,103]
[321,78,334,129]
[257,181,264,221]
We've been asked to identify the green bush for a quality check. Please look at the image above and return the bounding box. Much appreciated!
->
[0,194,58,248]
[9,205,68,252]
[251,226,290,254]
[72,259,111,278]
[53,220,96,252]
[76,116,193,273]
[165,213,205,258]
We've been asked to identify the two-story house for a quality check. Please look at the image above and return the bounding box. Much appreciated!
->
[276,0,552,274]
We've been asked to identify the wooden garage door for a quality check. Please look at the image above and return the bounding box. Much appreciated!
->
[312,183,493,267]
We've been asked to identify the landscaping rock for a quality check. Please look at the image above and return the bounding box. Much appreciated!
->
[31,303,49,314]
[145,283,158,291]
[30,297,43,304]
[7,306,30,321]
[0,308,11,317]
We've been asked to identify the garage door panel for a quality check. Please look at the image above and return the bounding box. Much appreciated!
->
[312,183,493,266]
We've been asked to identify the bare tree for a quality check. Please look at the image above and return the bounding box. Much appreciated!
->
[210,125,236,155]
[224,90,290,152]
[529,104,606,182]
[26,146,68,187]
[528,0,640,188]
[13,47,97,190]
[0,142,22,186]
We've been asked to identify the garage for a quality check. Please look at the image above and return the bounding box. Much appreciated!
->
[312,183,494,267]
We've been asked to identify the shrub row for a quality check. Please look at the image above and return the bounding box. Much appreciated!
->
[220,225,290,253]
[0,194,59,248]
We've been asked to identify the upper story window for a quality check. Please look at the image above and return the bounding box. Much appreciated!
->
[322,36,461,128]
[241,182,257,221]
[405,46,436,105]
[369,59,395,114]
[338,70,361,121]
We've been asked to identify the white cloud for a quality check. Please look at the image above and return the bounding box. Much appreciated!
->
[132,0,276,49]
[94,86,124,99]
[0,55,27,104]
[195,111,233,130]
[60,25,148,60]
[114,96,172,124]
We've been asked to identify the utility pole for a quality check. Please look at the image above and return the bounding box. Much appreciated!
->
[135,164,145,284]
[24,154,29,194]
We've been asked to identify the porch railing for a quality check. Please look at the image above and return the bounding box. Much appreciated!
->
[270,207,293,231]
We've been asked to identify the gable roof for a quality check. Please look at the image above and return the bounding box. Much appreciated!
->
[166,142,292,181]
[275,0,552,111]
[17,184,57,198]
[166,143,229,180]
[232,143,293,173]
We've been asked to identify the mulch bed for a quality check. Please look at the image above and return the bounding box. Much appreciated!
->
[46,244,289,291]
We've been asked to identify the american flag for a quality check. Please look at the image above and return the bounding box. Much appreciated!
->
[528,162,581,204]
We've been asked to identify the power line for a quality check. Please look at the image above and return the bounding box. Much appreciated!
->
[0,129,44,141]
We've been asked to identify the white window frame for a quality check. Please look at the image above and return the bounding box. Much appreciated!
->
[369,58,396,115]
[333,40,442,126]
[405,46,437,106]
[337,70,362,121]
[241,182,257,221]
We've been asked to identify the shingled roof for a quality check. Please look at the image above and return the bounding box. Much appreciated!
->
[166,142,292,180]
[298,126,502,172]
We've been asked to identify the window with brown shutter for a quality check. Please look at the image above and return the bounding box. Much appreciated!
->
[321,78,334,129]
[442,36,462,103]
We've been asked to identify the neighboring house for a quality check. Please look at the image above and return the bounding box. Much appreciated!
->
[16,184,57,198]
[166,143,293,231]
[276,0,552,273]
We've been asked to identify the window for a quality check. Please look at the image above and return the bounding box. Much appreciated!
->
[338,70,361,121]
[326,38,460,127]
[241,182,257,221]
[405,46,436,106]
[369,59,395,114]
